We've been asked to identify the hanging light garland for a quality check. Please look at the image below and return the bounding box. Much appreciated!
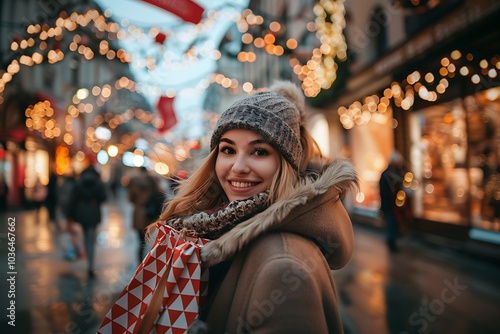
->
[4,3,498,139]
[1,2,349,104]
[338,51,500,129]
[234,1,347,98]
[299,0,347,97]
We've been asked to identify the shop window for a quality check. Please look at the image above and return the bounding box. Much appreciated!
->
[350,109,394,213]
[409,87,500,231]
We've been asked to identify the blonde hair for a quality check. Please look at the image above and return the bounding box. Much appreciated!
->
[299,126,324,170]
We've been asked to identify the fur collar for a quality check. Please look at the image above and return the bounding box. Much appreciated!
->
[201,159,358,266]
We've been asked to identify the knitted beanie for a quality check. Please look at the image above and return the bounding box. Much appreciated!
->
[210,81,305,169]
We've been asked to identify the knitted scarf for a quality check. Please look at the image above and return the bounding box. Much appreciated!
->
[164,191,269,239]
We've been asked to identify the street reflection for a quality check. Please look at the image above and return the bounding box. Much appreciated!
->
[21,211,56,254]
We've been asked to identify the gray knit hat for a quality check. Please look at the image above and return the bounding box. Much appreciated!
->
[210,81,305,169]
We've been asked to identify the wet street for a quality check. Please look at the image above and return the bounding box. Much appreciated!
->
[1,189,500,334]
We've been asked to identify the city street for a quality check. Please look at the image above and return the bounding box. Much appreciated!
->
[2,0,500,333]
[1,188,500,334]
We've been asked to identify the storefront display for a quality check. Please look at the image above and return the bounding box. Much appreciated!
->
[349,107,394,214]
[409,87,500,231]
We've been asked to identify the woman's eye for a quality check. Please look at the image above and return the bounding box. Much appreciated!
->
[253,148,269,156]
[220,146,235,154]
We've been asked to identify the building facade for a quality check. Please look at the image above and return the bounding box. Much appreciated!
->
[334,0,500,255]
[0,0,137,207]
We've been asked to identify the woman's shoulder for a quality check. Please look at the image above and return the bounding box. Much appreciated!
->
[244,232,328,271]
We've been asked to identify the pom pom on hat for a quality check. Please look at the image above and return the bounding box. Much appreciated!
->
[268,80,306,122]
[210,80,304,169]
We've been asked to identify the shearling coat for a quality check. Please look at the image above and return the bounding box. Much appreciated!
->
[199,159,357,334]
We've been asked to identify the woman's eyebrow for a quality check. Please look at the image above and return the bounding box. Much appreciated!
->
[219,138,234,145]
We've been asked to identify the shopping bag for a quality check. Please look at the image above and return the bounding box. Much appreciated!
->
[97,223,210,334]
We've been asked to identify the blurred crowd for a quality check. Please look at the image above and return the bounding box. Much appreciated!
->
[4,162,189,278]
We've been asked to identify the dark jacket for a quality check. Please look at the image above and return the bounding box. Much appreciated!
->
[68,166,107,228]
[197,160,357,333]
[128,171,159,231]
[379,163,405,214]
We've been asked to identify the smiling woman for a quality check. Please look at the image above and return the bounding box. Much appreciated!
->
[100,80,358,333]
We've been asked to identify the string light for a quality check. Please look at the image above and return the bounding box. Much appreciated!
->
[4,4,497,148]
[337,49,498,129]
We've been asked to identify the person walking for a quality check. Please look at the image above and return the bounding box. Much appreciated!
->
[67,164,107,278]
[32,177,47,218]
[102,81,358,333]
[379,150,411,252]
[58,171,84,260]
[45,171,59,225]
[0,175,8,212]
[58,172,77,222]
[128,166,161,263]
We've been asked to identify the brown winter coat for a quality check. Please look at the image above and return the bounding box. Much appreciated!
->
[200,159,357,333]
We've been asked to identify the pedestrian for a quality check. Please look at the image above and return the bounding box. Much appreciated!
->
[67,164,107,278]
[145,180,165,226]
[147,81,358,332]
[57,171,84,260]
[128,166,160,263]
[379,150,412,252]
[45,170,58,225]
[0,175,8,212]
[32,177,47,217]
[58,171,77,221]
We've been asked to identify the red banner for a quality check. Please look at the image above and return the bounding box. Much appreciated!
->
[142,0,204,24]
[157,96,178,133]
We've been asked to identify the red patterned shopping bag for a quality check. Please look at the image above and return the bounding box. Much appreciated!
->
[98,224,210,334]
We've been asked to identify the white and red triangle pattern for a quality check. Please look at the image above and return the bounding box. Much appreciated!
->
[97,224,210,334]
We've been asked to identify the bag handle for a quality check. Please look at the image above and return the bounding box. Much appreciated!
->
[136,228,187,334]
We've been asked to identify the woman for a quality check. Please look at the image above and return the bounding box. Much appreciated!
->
[149,81,358,333]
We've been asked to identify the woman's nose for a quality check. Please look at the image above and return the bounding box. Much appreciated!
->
[232,154,250,174]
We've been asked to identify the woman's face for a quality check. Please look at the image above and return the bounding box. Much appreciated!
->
[215,129,280,202]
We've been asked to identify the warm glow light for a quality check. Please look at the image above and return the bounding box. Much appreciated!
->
[356,192,365,203]
[154,162,170,175]
[76,88,89,100]
[242,82,253,92]
[269,21,281,32]
[132,154,144,167]
[107,145,118,157]
[286,38,298,49]
[450,50,461,60]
